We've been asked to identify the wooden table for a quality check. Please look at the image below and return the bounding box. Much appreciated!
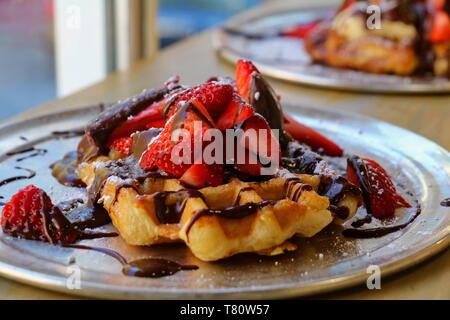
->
[1,0,449,300]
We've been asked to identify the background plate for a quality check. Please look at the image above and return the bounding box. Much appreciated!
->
[0,104,448,299]
[213,3,450,93]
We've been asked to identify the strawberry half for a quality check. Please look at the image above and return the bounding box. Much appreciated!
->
[232,114,280,176]
[140,101,215,177]
[428,10,450,43]
[236,59,259,102]
[1,185,78,244]
[283,114,343,157]
[165,82,233,119]
[347,156,411,218]
[216,93,255,131]
[180,163,224,188]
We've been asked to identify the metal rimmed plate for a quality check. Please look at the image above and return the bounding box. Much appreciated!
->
[0,105,448,299]
[213,3,450,93]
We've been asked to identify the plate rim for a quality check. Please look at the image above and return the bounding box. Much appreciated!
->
[0,104,448,299]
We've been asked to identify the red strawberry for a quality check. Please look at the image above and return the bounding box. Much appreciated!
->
[347,157,411,218]
[239,114,280,160]
[216,93,255,130]
[109,136,132,155]
[1,185,78,244]
[108,97,168,144]
[236,59,259,102]
[338,0,356,12]
[165,82,233,119]
[282,21,321,39]
[231,114,280,176]
[283,114,343,157]
[429,10,450,42]
[234,149,264,176]
[180,163,224,188]
[140,102,214,177]
[145,119,166,129]
[140,122,191,175]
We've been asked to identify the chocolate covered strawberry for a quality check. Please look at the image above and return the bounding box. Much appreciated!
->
[164,81,234,119]
[216,93,255,131]
[1,185,78,244]
[347,156,411,218]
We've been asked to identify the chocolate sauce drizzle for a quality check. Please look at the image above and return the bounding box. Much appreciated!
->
[347,155,372,213]
[50,151,86,188]
[284,178,313,202]
[281,142,325,175]
[342,206,422,238]
[235,187,255,204]
[351,214,373,228]
[329,205,350,220]
[63,204,112,230]
[62,244,198,278]
[51,128,85,139]
[153,190,205,224]
[440,198,450,207]
[318,175,361,206]
[185,200,274,237]
[0,167,36,187]
[6,147,48,162]
[85,87,169,154]
[170,101,215,133]
[222,26,281,40]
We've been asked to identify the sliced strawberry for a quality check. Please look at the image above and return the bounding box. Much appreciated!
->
[145,119,166,129]
[216,93,255,131]
[140,102,215,177]
[140,123,191,175]
[239,114,280,161]
[229,114,280,176]
[236,59,259,102]
[109,137,132,155]
[347,157,411,218]
[180,163,224,188]
[283,114,343,157]
[234,149,264,176]
[428,10,450,43]
[108,97,168,144]
[165,82,233,119]
[282,21,321,39]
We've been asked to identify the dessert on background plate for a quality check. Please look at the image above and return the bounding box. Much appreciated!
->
[0,60,419,277]
[217,0,450,93]
[305,0,450,77]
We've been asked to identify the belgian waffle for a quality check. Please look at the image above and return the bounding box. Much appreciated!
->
[77,155,359,261]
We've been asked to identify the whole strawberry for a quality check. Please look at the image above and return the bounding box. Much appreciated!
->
[1,185,78,244]
[347,156,411,218]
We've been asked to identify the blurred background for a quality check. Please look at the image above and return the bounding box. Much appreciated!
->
[0,0,263,120]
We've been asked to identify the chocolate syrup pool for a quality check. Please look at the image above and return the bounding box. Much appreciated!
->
[64,244,198,278]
